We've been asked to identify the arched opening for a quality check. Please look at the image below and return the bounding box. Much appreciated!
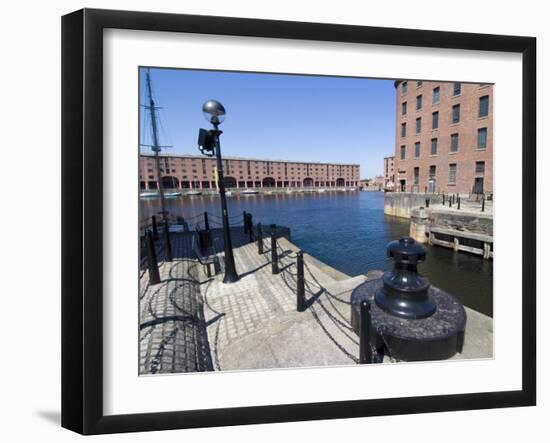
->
[223,176,237,188]
[303,178,314,187]
[262,177,276,188]
[336,178,345,187]
[161,176,179,189]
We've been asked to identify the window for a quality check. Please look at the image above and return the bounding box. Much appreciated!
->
[453,82,461,96]
[402,81,408,95]
[417,80,423,87]
[452,104,460,123]
[416,117,421,134]
[400,145,406,160]
[414,167,420,184]
[402,101,407,115]
[449,163,457,184]
[476,161,485,174]
[450,133,459,152]
[432,111,439,129]
[478,128,488,149]
[429,165,436,178]
[430,138,438,155]
[433,87,440,104]
[414,142,421,158]
[479,95,489,117]
[416,94,422,110]
[401,122,407,137]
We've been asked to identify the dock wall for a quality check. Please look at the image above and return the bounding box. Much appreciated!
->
[384,192,442,218]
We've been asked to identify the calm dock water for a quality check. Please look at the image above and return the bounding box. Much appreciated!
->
[140,191,493,317]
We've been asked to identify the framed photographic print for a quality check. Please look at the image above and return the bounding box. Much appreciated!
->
[61,8,536,435]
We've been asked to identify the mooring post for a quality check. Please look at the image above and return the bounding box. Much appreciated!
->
[151,215,159,240]
[257,223,263,254]
[457,196,461,210]
[442,194,445,205]
[145,229,161,285]
[425,198,430,208]
[359,300,373,364]
[449,197,452,208]
[243,211,248,234]
[162,219,173,262]
[297,251,306,312]
[203,212,210,231]
[481,195,485,212]
[271,231,279,275]
[248,214,254,243]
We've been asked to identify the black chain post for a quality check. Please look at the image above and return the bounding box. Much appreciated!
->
[425,198,430,208]
[271,231,279,275]
[442,194,445,205]
[248,214,254,243]
[204,212,210,231]
[481,195,485,212]
[145,229,161,284]
[243,211,248,234]
[449,196,452,208]
[457,196,461,210]
[162,219,173,262]
[257,223,263,254]
[359,300,373,364]
[151,215,159,240]
[297,251,306,312]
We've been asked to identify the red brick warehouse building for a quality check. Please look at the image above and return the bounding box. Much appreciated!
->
[139,154,360,190]
[393,80,493,195]
[383,155,395,190]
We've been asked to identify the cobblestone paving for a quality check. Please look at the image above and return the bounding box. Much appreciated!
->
[140,226,368,373]
[202,233,367,370]
[139,232,213,374]
[139,226,491,374]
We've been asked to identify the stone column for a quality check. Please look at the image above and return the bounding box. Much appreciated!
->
[409,207,430,243]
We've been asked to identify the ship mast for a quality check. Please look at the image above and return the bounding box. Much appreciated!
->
[144,69,167,219]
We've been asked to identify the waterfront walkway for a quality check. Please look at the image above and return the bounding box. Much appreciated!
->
[139,226,493,374]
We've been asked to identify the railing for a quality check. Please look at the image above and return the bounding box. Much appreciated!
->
[254,226,377,365]
[140,210,257,285]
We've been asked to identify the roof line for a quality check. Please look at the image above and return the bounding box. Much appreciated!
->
[139,152,360,167]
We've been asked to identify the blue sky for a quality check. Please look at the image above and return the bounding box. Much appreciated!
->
[140,67,396,179]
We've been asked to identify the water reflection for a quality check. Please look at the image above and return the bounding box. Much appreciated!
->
[141,192,493,316]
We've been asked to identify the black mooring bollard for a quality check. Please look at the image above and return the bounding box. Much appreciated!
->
[257,223,264,254]
[271,232,279,274]
[248,214,254,243]
[359,300,373,364]
[203,212,210,231]
[452,194,455,205]
[151,215,159,240]
[145,229,161,285]
[162,220,173,262]
[425,198,430,208]
[481,195,485,212]
[243,211,248,234]
[442,194,445,205]
[297,251,306,312]
[449,197,452,208]
[457,196,461,210]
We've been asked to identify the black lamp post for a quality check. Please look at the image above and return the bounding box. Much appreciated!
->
[198,100,239,283]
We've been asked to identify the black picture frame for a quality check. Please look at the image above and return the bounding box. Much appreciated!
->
[61,8,536,435]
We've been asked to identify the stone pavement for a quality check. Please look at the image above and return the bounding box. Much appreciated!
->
[139,233,214,374]
[139,226,493,375]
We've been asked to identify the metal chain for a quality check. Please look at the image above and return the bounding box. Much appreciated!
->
[309,304,359,364]
[149,327,179,374]
[375,325,398,363]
